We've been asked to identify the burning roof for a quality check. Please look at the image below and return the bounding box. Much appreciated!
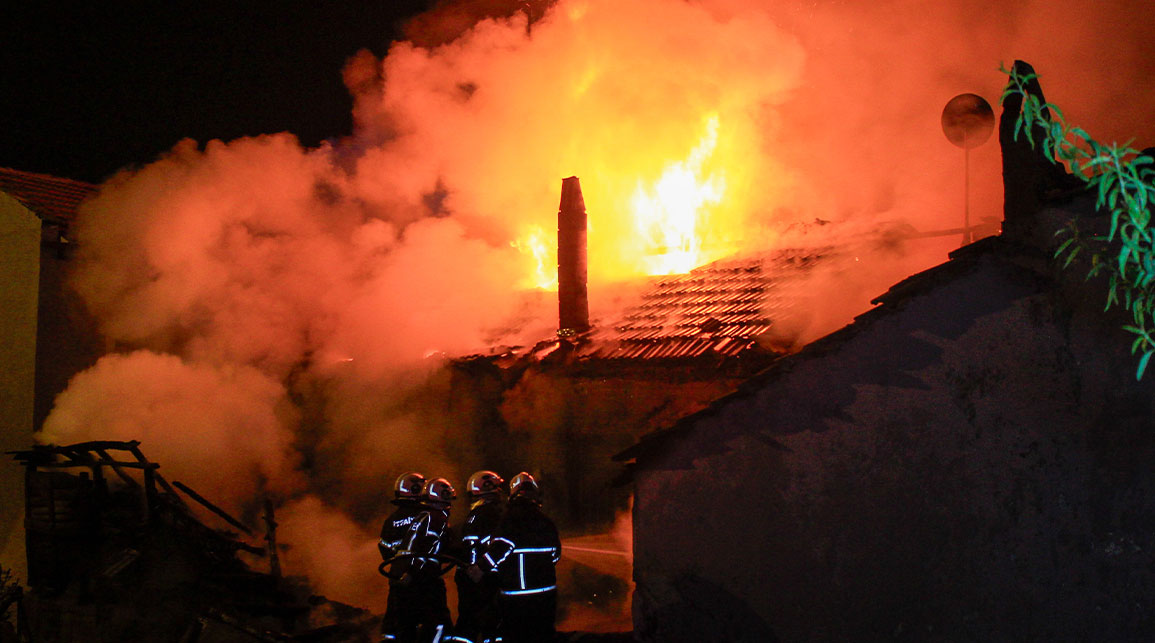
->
[475,246,828,370]
[577,249,822,362]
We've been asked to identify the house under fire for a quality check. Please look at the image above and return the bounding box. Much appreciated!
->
[615,63,1155,641]
[6,61,1088,640]
[445,186,890,533]
[442,170,988,535]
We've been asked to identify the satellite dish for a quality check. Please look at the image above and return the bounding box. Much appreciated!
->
[941,93,994,149]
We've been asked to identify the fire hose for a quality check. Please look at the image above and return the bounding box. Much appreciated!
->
[378,552,467,580]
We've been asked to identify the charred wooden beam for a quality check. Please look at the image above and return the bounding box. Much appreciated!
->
[95,448,141,488]
[172,480,254,537]
[56,439,142,452]
[29,460,157,470]
[263,499,281,579]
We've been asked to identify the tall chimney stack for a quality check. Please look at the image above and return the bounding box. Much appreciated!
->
[557,176,589,336]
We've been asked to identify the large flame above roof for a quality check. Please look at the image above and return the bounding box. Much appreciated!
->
[631,115,726,276]
[514,114,731,287]
[367,0,808,291]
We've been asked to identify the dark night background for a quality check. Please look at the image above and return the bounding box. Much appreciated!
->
[0,2,436,184]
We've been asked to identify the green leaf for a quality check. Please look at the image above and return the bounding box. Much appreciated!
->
[1107,285,1120,310]
[1130,335,1146,355]
[1108,209,1121,241]
[1138,350,1153,380]
[1063,245,1081,269]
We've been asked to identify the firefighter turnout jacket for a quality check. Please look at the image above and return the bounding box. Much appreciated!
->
[454,499,505,643]
[479,497,561,596]
[461,500,504,566]
[400,505,455,576]
[379,500,424,563]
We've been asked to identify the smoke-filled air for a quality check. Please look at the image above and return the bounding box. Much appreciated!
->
[36,0,1155,612]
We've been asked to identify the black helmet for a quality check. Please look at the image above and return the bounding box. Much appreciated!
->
[509,472,541,504]
[423,477,457,507]
[393,472,426,502]
[467,470,505,500]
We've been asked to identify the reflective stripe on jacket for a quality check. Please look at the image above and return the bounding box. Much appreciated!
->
[461,500,503,565]
[379,503,423,561]
[400,507,453,575]
[480,498,560,595]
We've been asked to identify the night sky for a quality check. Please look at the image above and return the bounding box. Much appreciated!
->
[0,2,435,184]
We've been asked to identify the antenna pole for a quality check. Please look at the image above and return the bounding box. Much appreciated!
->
[963,130,972,245]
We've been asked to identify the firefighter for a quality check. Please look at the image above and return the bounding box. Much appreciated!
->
[453,471,506,643]
[378,471,427,643]
[472,472,561,643]
[396,477,458,643]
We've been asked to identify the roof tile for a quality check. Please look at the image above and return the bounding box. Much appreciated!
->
[0,167,97,223]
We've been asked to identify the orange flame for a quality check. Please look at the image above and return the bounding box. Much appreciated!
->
[511,115,730,286]
[631,115,725,275]
[512,224,558,290]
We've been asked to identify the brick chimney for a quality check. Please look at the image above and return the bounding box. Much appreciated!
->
[557,176,589,335]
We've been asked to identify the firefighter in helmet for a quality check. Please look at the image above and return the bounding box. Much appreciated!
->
[453,471,506,643]
[378,471,427,642]
[472,472,561,643]
[394,477,458,643]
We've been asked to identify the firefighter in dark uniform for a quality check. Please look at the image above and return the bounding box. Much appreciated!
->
[379,472,427,643]
[472,472,561,643]
[395,477,458,643]
[453,471,506,643]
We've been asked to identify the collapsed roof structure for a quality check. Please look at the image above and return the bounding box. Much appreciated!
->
[7,440,375,642]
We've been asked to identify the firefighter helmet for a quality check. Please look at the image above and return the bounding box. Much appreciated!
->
[467,470,505,500]
[423,477,457,506]
[509,472,541,504]
[393,471,426,501]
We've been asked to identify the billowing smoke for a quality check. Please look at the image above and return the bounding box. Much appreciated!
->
[275,496,392,611]
[40,0,1154,614]
[39,350,302,506]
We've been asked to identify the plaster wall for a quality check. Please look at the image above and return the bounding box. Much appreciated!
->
[632,247,1155,641]
[0,192,41,581]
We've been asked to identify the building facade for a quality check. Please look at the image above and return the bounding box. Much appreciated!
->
[0,168,100,581]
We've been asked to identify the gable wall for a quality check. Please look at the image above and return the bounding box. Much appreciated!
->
[632,247,1155,641]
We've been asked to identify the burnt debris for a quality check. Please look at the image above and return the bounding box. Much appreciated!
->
[8,441,375,643]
